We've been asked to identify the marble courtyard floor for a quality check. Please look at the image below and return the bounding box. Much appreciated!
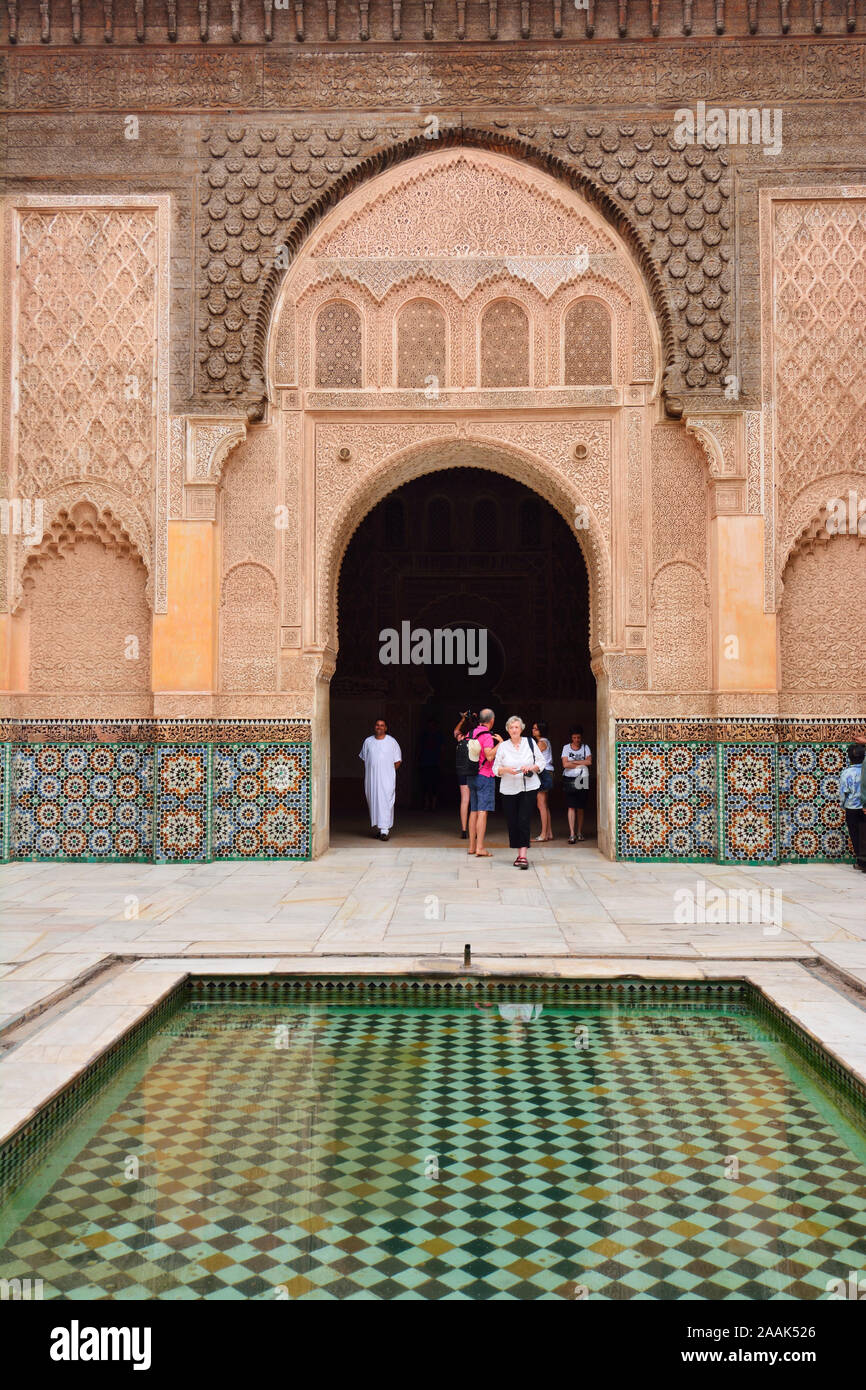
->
[1,842,865,1144]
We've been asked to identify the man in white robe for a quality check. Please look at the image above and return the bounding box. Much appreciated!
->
[359,719,402,840]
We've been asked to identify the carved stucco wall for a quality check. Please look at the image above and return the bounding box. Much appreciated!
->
[761,191,866,604]
[276,151,655,393]
[198,123,728,411]
[218,425,279,691]
[780,535,866,695]
[23,506,152,698]
[1,196,171,616]
[314,427,612,658]
[649,423,711,691]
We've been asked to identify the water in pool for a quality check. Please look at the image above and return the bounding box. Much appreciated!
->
[2,991,865,1299]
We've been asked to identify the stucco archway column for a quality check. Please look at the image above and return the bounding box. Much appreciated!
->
[685,414,777,693]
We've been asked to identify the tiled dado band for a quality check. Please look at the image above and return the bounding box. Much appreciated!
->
[615,718,866,865]
[0,720,311,863]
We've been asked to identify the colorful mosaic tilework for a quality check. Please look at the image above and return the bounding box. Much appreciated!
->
[719,743,779,864]
[213,743,310,860]
[779,743,851,863]
[154,744,209,862]
[1,997,864,1300]
[11,743,153,861]
[616,742,716,860]
[0,741,9,863]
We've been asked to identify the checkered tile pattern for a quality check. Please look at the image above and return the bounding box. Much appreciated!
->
[1,1001,864,1300]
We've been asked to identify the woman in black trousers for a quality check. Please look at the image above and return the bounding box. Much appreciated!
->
[492,715,543,869]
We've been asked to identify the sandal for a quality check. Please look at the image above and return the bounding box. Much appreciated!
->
[568,835,576,844]
[475,849,492,857]
[517,857,529,870]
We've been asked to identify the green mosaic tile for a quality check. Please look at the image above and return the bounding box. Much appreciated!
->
[1,984,865,1300]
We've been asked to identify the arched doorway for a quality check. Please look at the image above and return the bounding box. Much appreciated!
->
[330,466,595,844]
[260,145,665,858]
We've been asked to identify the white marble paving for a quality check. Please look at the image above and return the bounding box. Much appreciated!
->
[1,846,864,1034]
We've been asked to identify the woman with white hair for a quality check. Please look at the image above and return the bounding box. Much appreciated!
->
[492,715,543,869]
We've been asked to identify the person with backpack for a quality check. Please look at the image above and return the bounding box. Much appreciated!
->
[492,715,544,869]
[466,707,501,858]
[453,710,477,839]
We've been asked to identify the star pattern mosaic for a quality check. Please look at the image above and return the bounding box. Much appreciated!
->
[617,742,716,860]
[154,745,208,862]
[2,999,864,1301]
[719,744,778,864]
[11,743,153,861]
[213,743,310,860]
[779,743,851,863]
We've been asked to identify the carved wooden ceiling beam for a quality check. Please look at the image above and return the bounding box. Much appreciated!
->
[3,0,863,43]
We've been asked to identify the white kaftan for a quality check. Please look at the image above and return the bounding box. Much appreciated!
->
[359,734,402,831]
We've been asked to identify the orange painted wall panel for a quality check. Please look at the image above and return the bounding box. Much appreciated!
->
[152,522,216,691]
[712,515,777,692]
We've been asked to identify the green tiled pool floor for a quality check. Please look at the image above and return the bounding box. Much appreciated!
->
[2,994,865,1299]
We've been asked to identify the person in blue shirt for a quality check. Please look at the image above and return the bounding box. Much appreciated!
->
[840,743,866,872]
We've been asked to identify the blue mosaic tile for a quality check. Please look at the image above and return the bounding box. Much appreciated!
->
[0,741,9,863]
[154,744,209,862]
[719,743,778,863]
[212,743,310,859]
[779,742,851,862]
[616,742,716,860]
[11,743,152,861]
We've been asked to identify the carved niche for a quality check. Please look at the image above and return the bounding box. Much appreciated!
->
[22,502,152,696]
[780,533,866,695]
[649,423,711,691]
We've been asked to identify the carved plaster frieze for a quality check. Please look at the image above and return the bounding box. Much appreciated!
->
[313,420,612,657]
[2,194,171,614]
[11,482,153,614]
[197,125,732,409]
[684,413,744,482]
[182,416,248,517]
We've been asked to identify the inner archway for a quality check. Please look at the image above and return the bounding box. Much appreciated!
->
[330,466,595,845]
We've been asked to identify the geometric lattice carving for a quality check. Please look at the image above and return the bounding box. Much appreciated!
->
[651,425,709,573]
[564,299,612,385]
[315,301,362,388]
[780,535,866,693]
[5,198,170,613]
[650,562,710,691]
[219,564,279,693]
[396,299,447,389]
[16,209,157,507]
[480,299,529,387]
[772,199,866,508]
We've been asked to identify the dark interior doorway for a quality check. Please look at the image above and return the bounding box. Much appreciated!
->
[330,466,595,843]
